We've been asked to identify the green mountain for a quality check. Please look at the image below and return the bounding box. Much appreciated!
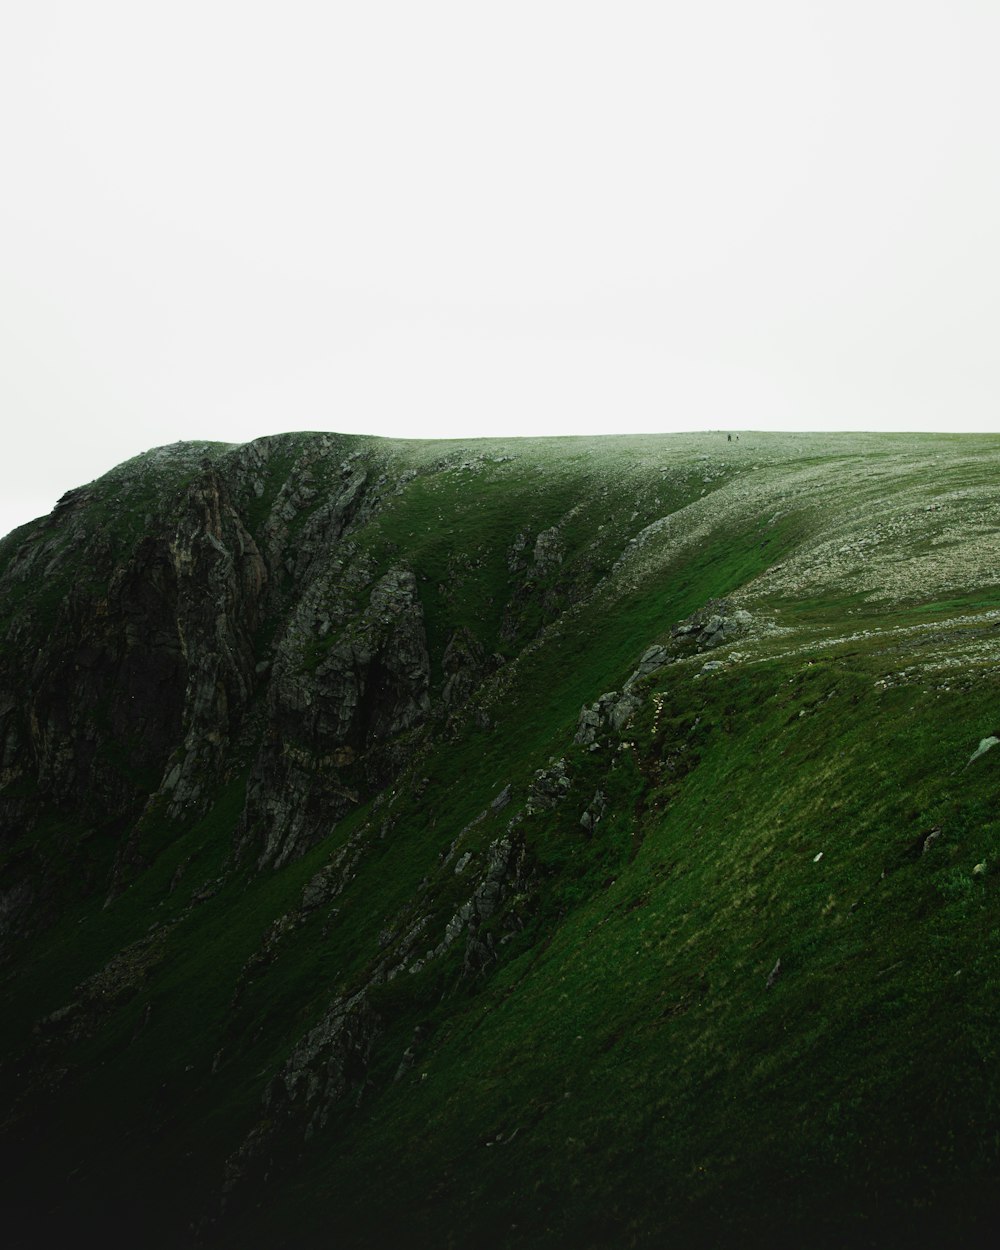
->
[2,431,999,1248]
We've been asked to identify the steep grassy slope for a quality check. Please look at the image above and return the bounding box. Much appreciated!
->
[1,431,999,1248]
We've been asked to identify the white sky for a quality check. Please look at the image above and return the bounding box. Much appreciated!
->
[2,1,999,538]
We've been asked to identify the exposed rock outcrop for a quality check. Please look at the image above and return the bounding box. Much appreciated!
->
[527,758,572,811]
[671,599,753,650]
[156,466,267,822]
[441,626,489,710]
[575,691,642,746]
[238,566,431,869]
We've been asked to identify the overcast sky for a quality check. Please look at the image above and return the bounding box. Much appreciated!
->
[2,1,999,538]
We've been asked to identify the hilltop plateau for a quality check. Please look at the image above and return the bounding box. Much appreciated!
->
[1,430,999,1248]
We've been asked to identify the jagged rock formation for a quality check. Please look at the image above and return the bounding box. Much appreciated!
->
[239,564,432,870]
[2,430,1000,1250]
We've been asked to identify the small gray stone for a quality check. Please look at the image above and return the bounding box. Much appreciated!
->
[491,784,512,811]
[966,736,999,767]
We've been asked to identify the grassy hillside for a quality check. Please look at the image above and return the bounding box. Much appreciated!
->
[1,431,999,1248]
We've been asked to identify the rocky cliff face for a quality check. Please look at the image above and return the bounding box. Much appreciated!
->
[239,563,432,870]
[0,436,429,924]
[3,430,1000,1250]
